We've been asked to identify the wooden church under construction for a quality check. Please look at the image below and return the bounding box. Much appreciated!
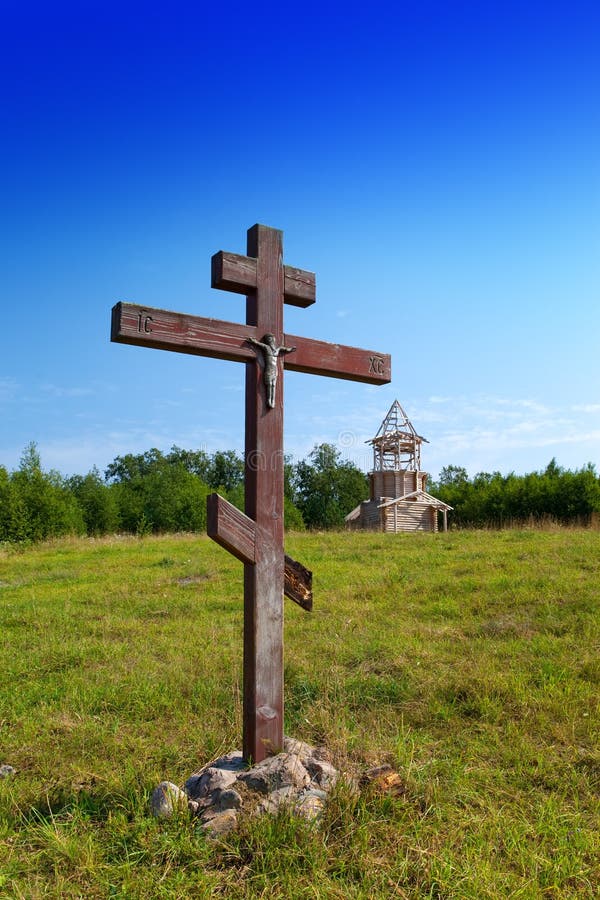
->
[345,400,452,533]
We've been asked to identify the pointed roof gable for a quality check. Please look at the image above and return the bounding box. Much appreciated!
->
[368,400,428,471]
[378,490,453,511]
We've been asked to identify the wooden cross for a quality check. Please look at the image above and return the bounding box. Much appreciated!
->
[111,224,391,763]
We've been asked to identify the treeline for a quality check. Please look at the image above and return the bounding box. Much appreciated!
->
[430,460,600,527]
[0,442,368,542]
[2,444,599,544]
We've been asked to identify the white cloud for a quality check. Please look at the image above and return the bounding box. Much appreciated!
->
[4,381,599,480]
[329,392,600,478]
[0,378,19,403]
[40,383,95,399]
[572,403,600,414]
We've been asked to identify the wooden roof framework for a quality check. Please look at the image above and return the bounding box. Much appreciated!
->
[368,399,429,471]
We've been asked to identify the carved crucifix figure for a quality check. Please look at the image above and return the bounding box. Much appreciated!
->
[111,224,391,763]
[246,334,296,408]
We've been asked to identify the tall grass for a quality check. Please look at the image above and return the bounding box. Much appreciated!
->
[0,529,598,897]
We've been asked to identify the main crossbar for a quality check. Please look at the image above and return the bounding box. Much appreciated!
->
[112,302,391,385]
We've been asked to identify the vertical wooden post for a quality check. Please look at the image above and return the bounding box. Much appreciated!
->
[243,225,285,762]
[111,223,392,766]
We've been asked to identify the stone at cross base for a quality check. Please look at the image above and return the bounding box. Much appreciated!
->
[149,737,341,835]
[111,223,391,764]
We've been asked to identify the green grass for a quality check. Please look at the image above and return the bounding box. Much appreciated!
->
[0,528,599,897]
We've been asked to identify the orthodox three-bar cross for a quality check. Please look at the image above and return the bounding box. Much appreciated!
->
[111,224,391,763]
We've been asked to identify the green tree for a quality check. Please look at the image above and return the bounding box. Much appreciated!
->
[69,468,120,536]
[166,446,212,481]
[105,452,153,533]
[10,443,84,541]
[434,465,471,523]
[284,495,305,530]
[104,448,166,484]
[0,466,19,541]
[144,464,209,532]
[105,447,213,534]
[293,443,368,529]
[438,465,469,486]
[207,450,244,492]
[433,458,600,527]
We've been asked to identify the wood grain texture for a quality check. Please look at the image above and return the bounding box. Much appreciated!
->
[111,302,257,363]
[243,224,286,762]
[284,555,313,611]
[111,303,390,384]
[212,250,316,307]
[207,493,256,565]
[286,334,391,385]
[211,251,257,295]
[283,266,316,307]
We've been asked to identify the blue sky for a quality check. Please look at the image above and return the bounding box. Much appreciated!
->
[2,0,599,481]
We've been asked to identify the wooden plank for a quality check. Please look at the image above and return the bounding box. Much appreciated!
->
[111,302,392,384]
[111,302,256,363]
[243,224,286,762]
[211,251,257,295]
[206,497,313,608]
[284,555,313,611]
[285,334,392,385]
[207,493,256,565]
[212,250,316,308]
[283,266,316,307]
[112,303,391,385]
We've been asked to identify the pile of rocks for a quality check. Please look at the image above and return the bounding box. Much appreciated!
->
[150,737,339,836]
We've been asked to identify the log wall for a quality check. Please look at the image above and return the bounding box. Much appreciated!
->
[383,501,438,533]
[346,500,381,530]
[370,469,427,500]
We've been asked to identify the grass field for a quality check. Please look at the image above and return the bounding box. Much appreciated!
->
[0,528,599,898]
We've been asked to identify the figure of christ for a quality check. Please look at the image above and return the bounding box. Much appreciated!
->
[246,333,296,408]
